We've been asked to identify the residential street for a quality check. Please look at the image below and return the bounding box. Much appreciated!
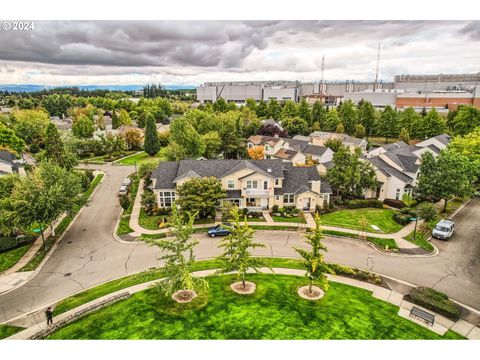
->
[0,165,479,324]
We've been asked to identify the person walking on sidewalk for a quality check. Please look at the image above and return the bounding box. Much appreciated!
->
[45,307,53,326]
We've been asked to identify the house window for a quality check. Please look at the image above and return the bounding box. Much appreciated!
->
[248,143,253,149]
[246,180,258,189]
[284,194,294,204]
[159,191,176,207]
[275,179,280,186]
[275,195,280,200]
[263,181,268,190]
[395,188,400,200]
[265,145,271,151]
[227,180,235,189]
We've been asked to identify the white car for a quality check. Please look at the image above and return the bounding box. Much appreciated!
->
[432,219,455,240]
[118,185,129,196]
[122,178,132,187]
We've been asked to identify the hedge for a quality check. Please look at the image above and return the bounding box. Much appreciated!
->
[383,198,405,209]
[0,236,34,253]
[346,199,383,209]
[393,213,411,226]
[406,287,460,321]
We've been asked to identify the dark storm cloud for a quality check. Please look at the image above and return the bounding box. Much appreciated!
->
[0,20,475,69]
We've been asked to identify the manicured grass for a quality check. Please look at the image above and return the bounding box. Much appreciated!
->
[138,207,164,230]
[79,156,107,164]
[48,274,464,340]
[115,152,162,166]
[272,215,306,224]
[244,217,266,222]
[321,208,403,234]
[404,230,434,252]
[117,214,134,236]
[0,243,32,273]
[323,229,398,251]
[19,174,104,272]
[0,324,24,339]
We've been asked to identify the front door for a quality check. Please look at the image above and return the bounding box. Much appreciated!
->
[303,198,311,210]
[260,197,268,209]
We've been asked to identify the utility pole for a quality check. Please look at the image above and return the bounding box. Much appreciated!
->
[374,43,381,92]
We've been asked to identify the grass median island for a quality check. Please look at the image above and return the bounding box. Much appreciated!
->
[321,208,403,234]
[0,243,32,273]
[19,174,104,272]
[0,324,24,339]
[115,151,162,166]
[48,273,464,340]
[322,229,398,251]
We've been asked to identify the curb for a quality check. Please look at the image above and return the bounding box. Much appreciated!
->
[0,172,105,297]
[7,265,479,340]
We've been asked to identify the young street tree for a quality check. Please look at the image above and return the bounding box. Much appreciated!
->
[143,112,161,156]
[176,177,226,219]
[417,151,477,212]
[294,213,333,296]
[326,146,377,199]
[216,207,267,290]
[146,205,207,301]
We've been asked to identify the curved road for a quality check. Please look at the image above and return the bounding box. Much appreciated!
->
[0,164,479,324]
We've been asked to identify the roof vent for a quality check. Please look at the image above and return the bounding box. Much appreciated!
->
[267,168,272,173]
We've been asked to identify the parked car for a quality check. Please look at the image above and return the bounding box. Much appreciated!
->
[122,178,132,187]
[118,185,129,196]
[207,224,232,238]
[432,219,455,240]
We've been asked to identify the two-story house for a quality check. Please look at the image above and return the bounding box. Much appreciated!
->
[364,134,451,201]
[151,159,332,212]
[247,135,333,166]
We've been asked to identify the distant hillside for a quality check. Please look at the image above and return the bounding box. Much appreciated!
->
[0,84,196,93]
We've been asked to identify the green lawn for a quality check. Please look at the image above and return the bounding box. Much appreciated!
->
[138,207,165,230]
[0,324,24,339]
[321,208,403,234]
[0,243,32,273]
[272,215,306,224]
[115,152,162,166]
[48,274,464,340]
[404,230,434,252]
[323,229,398,251]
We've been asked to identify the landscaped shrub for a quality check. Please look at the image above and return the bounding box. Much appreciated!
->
[247,211,263,219]
[346,199,383,209]
[383,198,406,209]
[119,194,130,210]
[417,202,437,222]
[332,196,344,206]
[406,287,460,321]
[393,212,411,226]
[141,190,157,215]
[143,176,152,189]
[272,205,279,214]
[0,236,34,253]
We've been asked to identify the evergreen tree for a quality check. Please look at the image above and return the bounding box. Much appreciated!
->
[311,101,326,130]
[44,123,76,169]
[143,113,160,155]
[111,110,121,129]
[298,98,312,126]
[337,100,358,135]
[376,105,398,142]
[357,100,377,138]
[399,127,410,144]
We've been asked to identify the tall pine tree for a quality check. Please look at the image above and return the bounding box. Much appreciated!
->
[144,113,160,156]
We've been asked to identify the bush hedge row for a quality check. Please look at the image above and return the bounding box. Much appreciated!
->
[406,287,460,321]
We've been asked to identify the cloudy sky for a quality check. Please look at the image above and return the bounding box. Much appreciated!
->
[0,20,479,86]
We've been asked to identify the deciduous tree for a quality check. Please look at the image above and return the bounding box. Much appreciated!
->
[247,145,265,160]
[176,177,226,218]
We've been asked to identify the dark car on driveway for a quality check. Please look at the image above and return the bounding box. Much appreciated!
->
[207,224,232,238]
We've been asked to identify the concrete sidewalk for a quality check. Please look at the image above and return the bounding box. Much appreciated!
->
[7,267,479,340]
[127,184,422,253]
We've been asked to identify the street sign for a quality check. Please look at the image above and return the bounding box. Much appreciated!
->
[33,228,41,233]
[409,218,417,221]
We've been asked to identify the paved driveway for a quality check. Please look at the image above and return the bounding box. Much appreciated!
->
[0,166,479,324]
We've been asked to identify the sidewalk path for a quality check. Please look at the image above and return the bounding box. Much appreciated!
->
[128,183,421,252]
[7,267,480,340]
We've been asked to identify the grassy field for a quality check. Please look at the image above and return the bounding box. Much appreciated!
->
[0,243,32,273]
[272,215,306,224]
[321,208,403,234]
[115,152,162,166]
[48,273,463,340]
[0,324,24,339]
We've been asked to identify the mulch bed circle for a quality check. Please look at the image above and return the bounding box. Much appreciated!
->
[230,281,256,295]
[172,289,197,303]
[297,285,325,300]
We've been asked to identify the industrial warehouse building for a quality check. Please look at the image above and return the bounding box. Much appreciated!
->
[196,72,480,110]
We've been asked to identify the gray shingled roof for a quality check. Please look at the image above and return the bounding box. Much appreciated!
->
[432,134,451,145]
[426,144,441,154]
[382,145,421,173]
[152,159,284,189]
[0,151,14,165]
[368,156,414,183]
[302,144,329,157]
[382,141,408,151]
[309,131,367,146]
